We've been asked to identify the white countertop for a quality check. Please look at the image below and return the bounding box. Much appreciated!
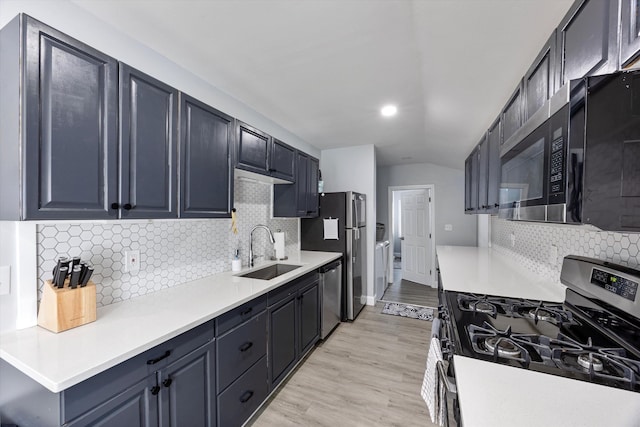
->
[454,355,640,427]
[436,245,566,302]
[437,245,640,426]
[0,251,340,393]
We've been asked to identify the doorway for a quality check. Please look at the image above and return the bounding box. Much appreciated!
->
[380,185,437,307]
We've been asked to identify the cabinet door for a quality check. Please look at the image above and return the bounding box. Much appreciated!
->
[236,121,270,175]
[296,152,310,216]
[298,281,320,356]
[524,31,556,121]
[556,0,618,87]
[501,82,523,145]
[621,0,640,67]
[158,340,216,427]
[180,94,233,218]
[119,63,178,219]
[306,157,320,217]
[270,139,295,181]
[268,295,297,388]
[464,154,473,214]
[470,147,480,212]
[65,376,158,427]
[23,16,117,220]
[477,135,489,212]
[486,118,502,213]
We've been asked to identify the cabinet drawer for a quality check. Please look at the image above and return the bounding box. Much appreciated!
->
[267,272,318,307]
[217,355,268,427]
[217,311,267,392]
[216,294,266,335]
[62,320,214,422]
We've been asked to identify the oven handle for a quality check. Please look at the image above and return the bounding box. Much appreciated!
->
[436,360,457,396]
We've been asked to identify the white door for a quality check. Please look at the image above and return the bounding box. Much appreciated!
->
[400,189,431,285]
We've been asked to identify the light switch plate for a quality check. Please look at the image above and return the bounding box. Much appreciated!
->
[510,232,516,247]
[125,250,140,274]
[0,265,11,295]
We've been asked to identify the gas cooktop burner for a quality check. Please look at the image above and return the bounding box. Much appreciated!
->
[577,354,604,372]
[484,336,522,358]
[467,322,532,366]
[528,308,554,322]
[474,301,495,314]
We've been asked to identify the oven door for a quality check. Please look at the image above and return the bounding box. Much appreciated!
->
[435,295,461,426]
[499,119,550,221]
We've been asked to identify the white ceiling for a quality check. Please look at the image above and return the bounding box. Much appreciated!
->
[72,0,574,169]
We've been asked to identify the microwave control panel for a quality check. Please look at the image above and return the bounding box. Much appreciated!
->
[549,126,564,194]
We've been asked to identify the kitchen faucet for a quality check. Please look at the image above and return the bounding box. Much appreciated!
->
[249,225,275,267]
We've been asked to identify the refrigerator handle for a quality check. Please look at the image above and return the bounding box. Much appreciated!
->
[352,194,358,228]
[353,228,358,262]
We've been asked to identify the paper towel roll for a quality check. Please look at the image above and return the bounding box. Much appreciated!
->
[274,232,286,259]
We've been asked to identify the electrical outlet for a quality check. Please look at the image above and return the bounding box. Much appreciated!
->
[125,250,141,274]
[510,232,516,247]
[0,265,10,295]
[549,245,558,265]
[444,224,453,232]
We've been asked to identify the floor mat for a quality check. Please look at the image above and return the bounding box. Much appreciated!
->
[381,302,435,321]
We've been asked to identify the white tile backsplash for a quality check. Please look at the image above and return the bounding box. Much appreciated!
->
[37,178,298,306]
[491,217,640,281]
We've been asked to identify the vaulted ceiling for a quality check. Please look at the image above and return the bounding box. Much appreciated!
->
[72,0,573,169]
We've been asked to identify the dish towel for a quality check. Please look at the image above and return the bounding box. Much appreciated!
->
[422,337,445,426]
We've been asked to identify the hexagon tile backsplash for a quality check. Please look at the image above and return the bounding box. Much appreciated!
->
[491,217,640,282]
[36,178,298,307]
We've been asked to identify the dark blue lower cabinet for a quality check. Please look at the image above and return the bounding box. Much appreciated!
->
[159,340,216,427]
[65,375,158,427]
[217,356,268,427]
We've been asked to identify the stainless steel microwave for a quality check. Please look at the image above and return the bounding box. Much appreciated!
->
[499,70,640,232]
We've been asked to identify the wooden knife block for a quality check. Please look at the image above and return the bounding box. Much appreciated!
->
[37,280,97,333]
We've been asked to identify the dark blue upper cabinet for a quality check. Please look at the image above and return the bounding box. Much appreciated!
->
[180,94,234,218]
[621,0,640,67]
[270,139,296,181]
[236,121,271,175]
[524,31,557,121]
[500,81,523,145]
[555,0,618,87]
[119,64,178,219]
[23,15,118,220]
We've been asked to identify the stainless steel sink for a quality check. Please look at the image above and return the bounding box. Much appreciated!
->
[238,264,302,280]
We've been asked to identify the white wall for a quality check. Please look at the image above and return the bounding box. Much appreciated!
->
[0,223,38,332]
[0,0,319,158]
[377,162,476,247]
[320,145,377,305]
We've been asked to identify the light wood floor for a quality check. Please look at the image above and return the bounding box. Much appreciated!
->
[380,269,439,308]
[250,303,438,427]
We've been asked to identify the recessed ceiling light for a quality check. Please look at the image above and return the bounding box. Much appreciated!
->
[381,104,397,117]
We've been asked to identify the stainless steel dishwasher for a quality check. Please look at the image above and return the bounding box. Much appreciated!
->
[319,260,342,339]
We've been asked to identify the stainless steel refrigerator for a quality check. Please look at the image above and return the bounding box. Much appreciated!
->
[301,192,366,321]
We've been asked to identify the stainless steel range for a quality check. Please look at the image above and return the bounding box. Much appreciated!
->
[437,255,640,424]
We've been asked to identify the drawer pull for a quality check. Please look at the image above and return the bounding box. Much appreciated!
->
[240,307,253,316]
[239,390,254,403]
[239,341,253,352]
[151,385,161,395]
[162,378,173,388]
[147,350,171,365]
